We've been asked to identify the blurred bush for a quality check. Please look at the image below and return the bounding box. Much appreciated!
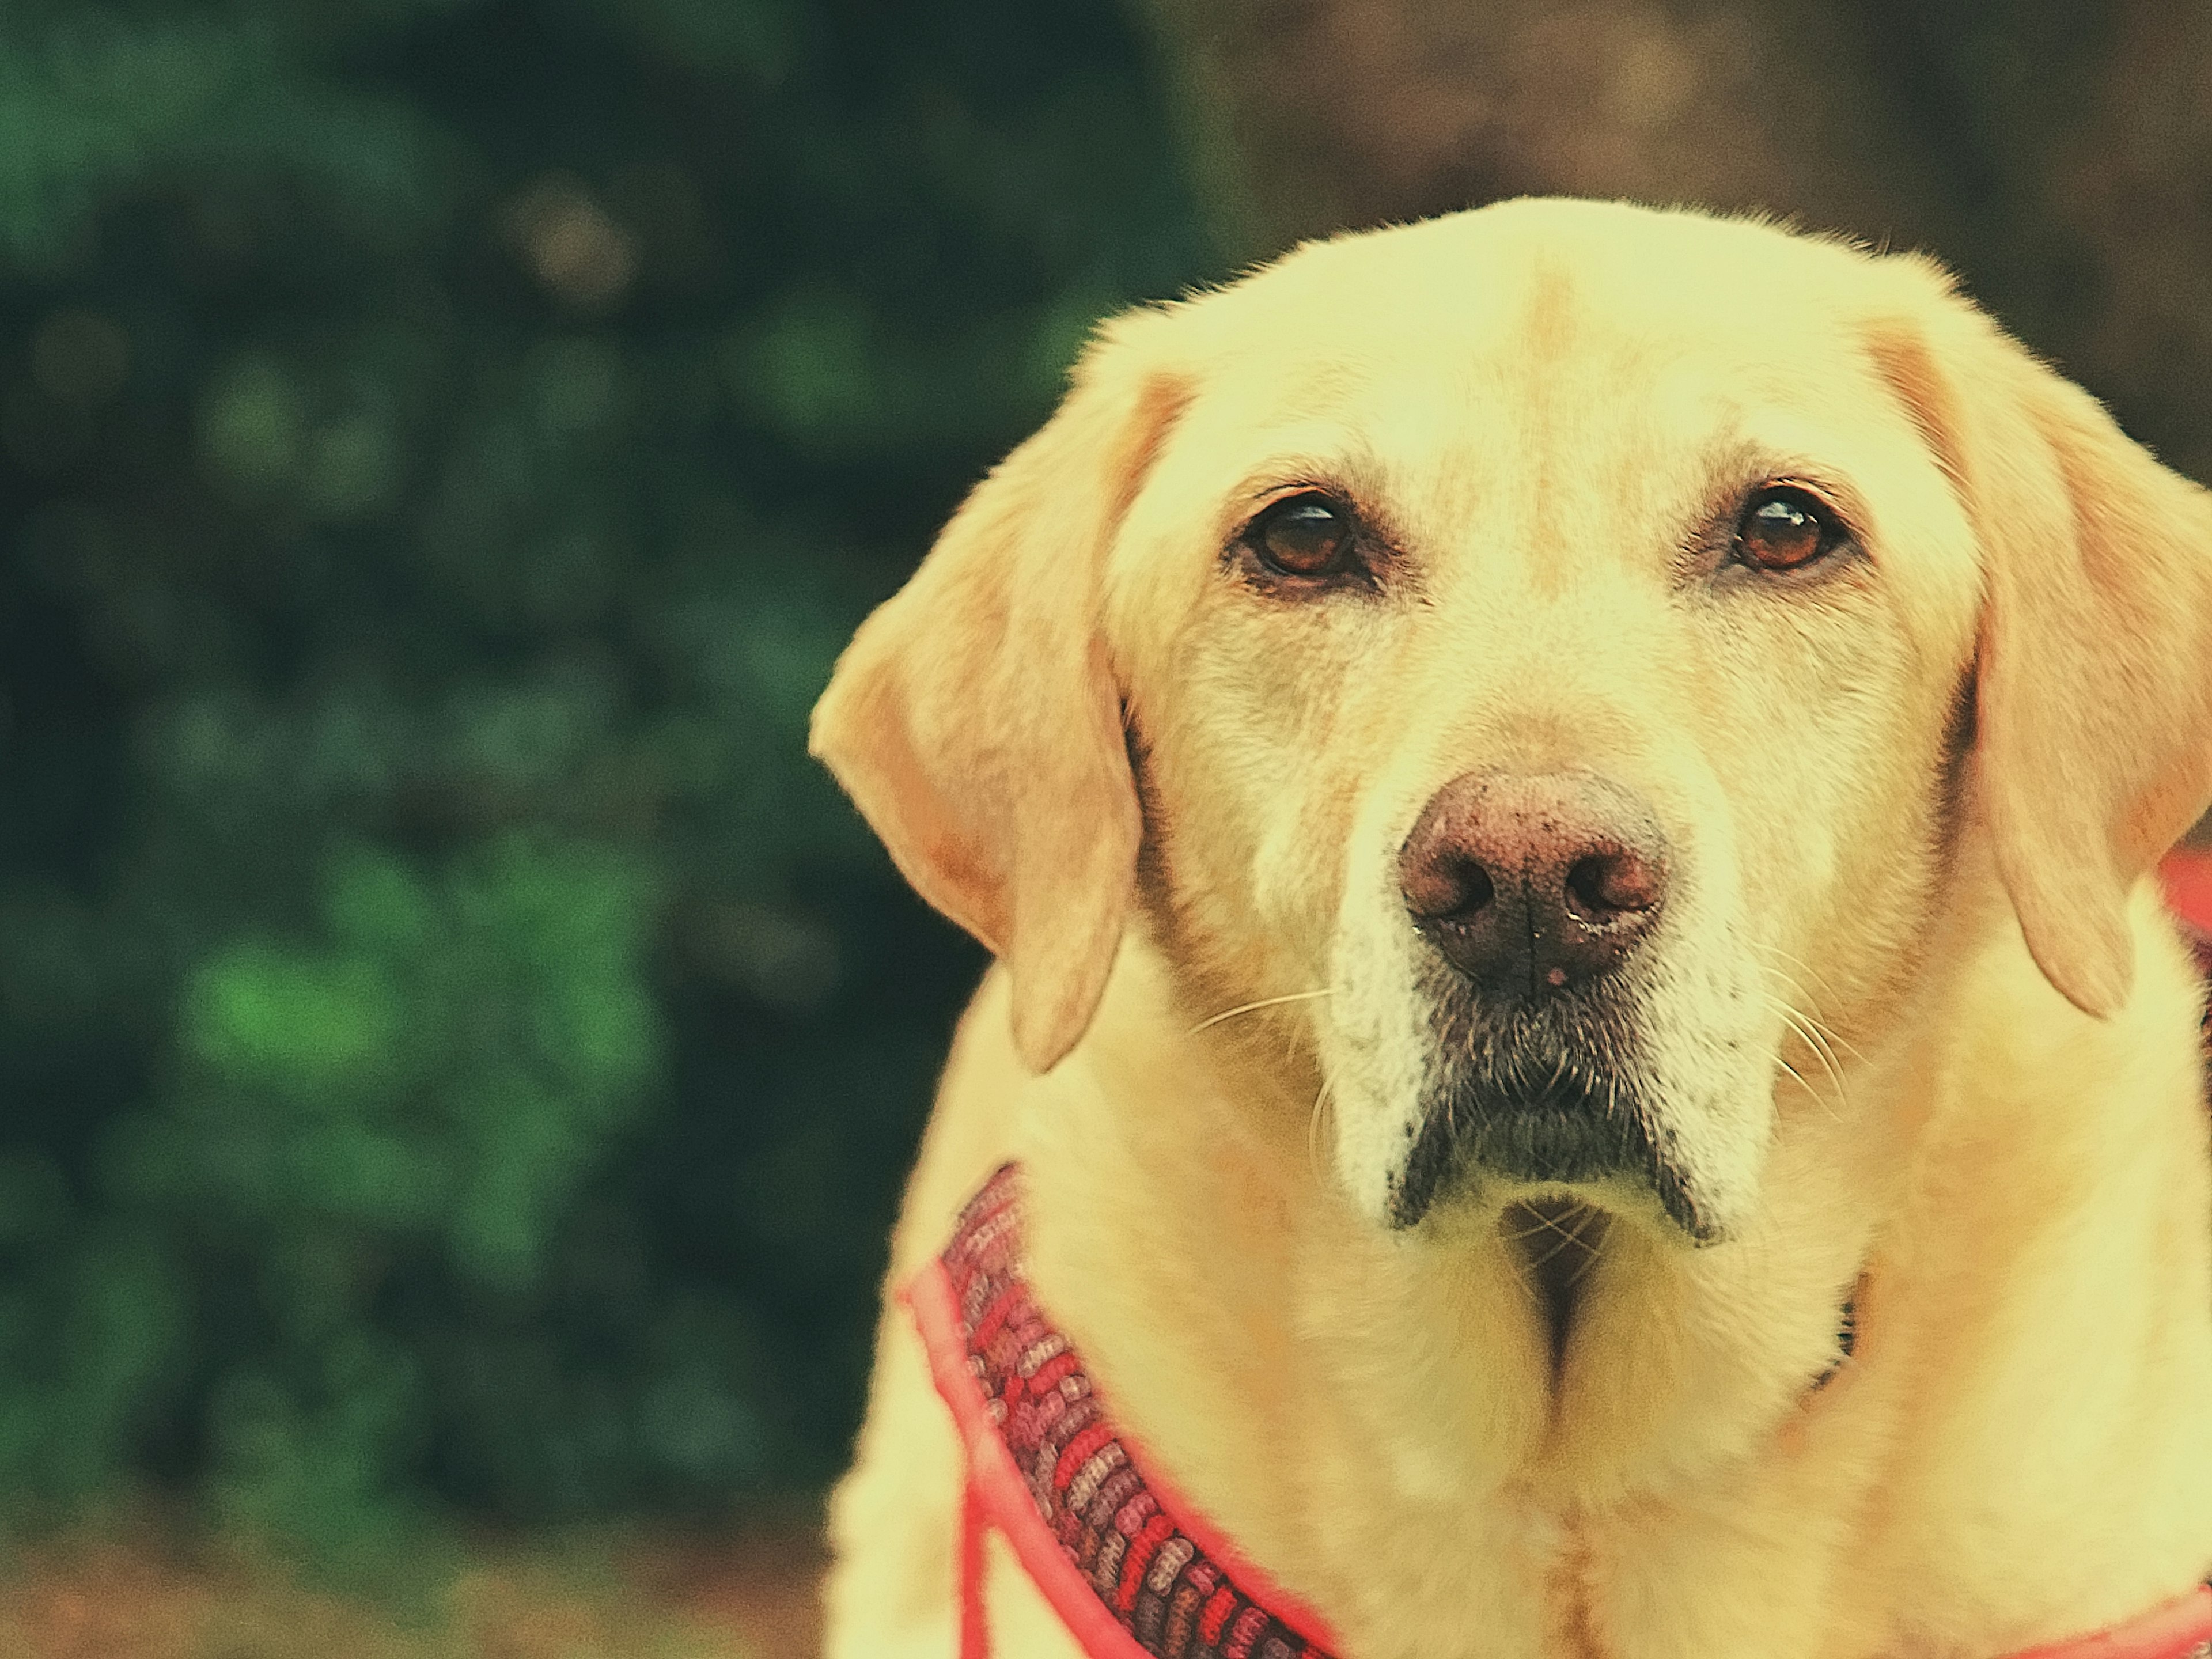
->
[0,0,1211,1569]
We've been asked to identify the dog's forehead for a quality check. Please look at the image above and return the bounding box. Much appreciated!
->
[1181,200,1899,349]
[1128,203,1954,577]
[1167,207,1900,439]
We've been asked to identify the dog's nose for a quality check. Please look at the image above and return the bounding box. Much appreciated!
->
[1398,771,1669,997]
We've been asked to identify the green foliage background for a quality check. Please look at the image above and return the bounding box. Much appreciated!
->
[0,0,1213,1569]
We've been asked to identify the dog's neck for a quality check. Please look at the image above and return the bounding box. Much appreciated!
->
[1009,898,2212,1658]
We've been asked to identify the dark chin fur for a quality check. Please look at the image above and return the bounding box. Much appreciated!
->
[1385,966,1709,1238]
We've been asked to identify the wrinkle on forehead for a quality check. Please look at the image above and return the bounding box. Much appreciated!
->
[1505,260,1575,593]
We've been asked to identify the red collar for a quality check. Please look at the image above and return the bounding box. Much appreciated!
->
[906,855,2212,1659]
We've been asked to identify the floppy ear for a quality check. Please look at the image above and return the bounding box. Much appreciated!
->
[1871,283,2212,1016]
[809,320,1185,1072]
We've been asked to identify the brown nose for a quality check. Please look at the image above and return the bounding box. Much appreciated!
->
[1398,771,1669,998]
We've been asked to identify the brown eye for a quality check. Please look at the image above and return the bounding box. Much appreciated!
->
[1735,486,1840,573]
[1249,493,1356,578]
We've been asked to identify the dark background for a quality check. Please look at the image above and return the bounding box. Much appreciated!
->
[1,0,2207,1619]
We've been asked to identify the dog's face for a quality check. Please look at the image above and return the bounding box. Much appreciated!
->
[1108,215,1983,1241]
[814,200,2212,1256]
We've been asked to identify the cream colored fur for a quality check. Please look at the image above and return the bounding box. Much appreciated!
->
[809,200,2212,1658]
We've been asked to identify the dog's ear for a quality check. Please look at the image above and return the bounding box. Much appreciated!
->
[810,318,1185,1072]
[1870,279,2212,1016]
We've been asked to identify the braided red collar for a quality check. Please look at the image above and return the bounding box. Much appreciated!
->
[907,854,2212,1659]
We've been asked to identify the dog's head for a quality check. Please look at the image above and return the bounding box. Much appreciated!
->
[812,199,2212,1247]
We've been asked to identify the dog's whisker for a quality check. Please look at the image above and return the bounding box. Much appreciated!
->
[1752,961,1852,1090]
[1501,1202,1609,1294]
[1529,1232,1584,1273]
[1501,1219,1569,1249]
[1502,1210,1574,1249]
[1763,993,1850,1116]
[1748,946,1870,1069]
[1188,987,1337,1035]
[1497,1206,1559,1245]
[1504,1202,1597,1257]
[1812,1016,1866,1070]
[1773,1055,1842,1126]
[1784,1003,1853,1099]
[1565,1235,1605,1287]
[1786,995,1865,1071]
[1305,1076,1337,1187]
[1748,940,1846,1005]
[1771,1000,1842,1092]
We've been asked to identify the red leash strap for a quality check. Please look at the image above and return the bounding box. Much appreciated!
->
[906,1256,1166,1659]
[904,1163,1340,1659]
[958,1461,989,1659]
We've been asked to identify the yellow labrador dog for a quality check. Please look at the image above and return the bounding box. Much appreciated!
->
[809,199,2212,1659]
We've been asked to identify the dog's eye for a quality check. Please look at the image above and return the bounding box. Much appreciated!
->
[1248,493,1357,578]
[1734,486,1844,573]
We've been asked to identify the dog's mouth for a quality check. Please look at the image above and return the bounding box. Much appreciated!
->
[1386,982,1709,1237]
[1501,1196,1610,1371]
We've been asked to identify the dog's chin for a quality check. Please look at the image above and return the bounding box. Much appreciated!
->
[1388,1089,1708,1237]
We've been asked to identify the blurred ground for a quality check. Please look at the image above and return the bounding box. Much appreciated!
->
[0,1517,826,1659]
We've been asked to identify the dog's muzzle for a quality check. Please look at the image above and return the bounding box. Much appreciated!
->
[1389,770,1702,1234]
